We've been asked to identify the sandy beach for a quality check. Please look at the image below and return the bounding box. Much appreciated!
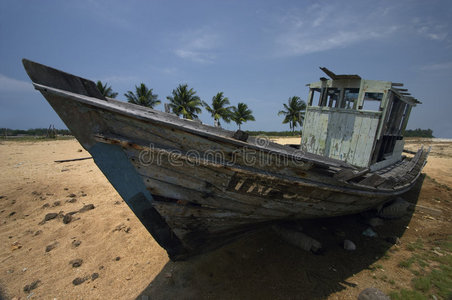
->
[0,137,451,299]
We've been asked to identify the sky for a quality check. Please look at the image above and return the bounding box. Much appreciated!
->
[1,0,452,137]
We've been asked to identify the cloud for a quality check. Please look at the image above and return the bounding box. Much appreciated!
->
[419,61,452,71]
[0,74,34,93]
[174,29,220,63]
[274,3,401,56]
[412,18,449,41]
[272,2,451,57]
[81,0,132,30]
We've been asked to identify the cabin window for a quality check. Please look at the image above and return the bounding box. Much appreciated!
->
[342,88,359,109]
[309,88,341,107]
[360,92,383,111]
[309,88,321,107]
[326,88,340,108]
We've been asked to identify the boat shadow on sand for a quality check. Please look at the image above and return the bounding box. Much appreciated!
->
[137,175,425,300]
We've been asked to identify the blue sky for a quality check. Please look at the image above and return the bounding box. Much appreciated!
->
[1,0,451,137]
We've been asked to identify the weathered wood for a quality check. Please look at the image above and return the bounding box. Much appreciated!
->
[54,157,93,163]
[410,204,442,217]
[23,59,429,261]
[403,149,417,155]
[358,174,387,187]
[334,168,369,181]
[22,59,106,100]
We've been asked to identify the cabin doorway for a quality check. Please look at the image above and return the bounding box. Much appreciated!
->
[373,95,408,163]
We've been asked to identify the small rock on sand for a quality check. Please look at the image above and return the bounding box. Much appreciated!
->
[385,236,401,245]
[72,277,86,286]
[33,230,42,236]
[71,240,81,248]
[79,204,95,213]
[68,193,77,198]
[52,201,61,207]
[358,287,390,300]
[63,214,72,224]
[66,198,77,203]
[45,242,58,252]
[23,280,41,293]
[69,259,83,268]
[344,239,356,251]
[113,224,131,233]
[362,227,378,237]
[91,273,99,280]
[44,213,58,221]
[11,241,22,251]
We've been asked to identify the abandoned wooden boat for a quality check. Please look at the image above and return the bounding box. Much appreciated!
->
[22,59,428,260]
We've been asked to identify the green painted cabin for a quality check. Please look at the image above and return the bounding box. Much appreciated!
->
[301,68,420,171]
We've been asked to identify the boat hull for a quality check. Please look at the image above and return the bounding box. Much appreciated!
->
[22,59,428,260]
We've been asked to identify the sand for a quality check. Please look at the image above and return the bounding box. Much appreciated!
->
[0,138,451,299]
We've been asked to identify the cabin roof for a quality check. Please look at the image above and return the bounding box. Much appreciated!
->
[319,67,361,80]
[311,67,421,106]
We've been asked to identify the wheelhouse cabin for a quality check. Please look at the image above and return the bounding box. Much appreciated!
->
[301,67,420,171]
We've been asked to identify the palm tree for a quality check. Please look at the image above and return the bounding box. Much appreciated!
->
[203,92,233,127]
[231,102,255,130]
[166,84,202,120]
[124,83,161,108]
[278,96,306,134]
[96,80,118,98]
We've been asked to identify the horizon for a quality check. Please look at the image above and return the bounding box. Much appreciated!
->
[1,0,451,137]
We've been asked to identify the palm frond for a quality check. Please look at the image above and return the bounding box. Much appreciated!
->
[166,84,203,119]
[278,96,307,133]
[96,80,118,98]
[124,83,160,108]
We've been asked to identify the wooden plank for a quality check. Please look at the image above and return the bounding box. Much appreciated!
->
[339,113,356,161]
[55,157,92,163]
[361,117,379,166]
[358,174,387,187]
[346,115,363,164]
[102,108,351,170]
[407,148,423,173]
[352,115,371,167]
[23,59,106,100]
[334,168,369,181]
[317,111,329,155]
[403,149,417,155]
